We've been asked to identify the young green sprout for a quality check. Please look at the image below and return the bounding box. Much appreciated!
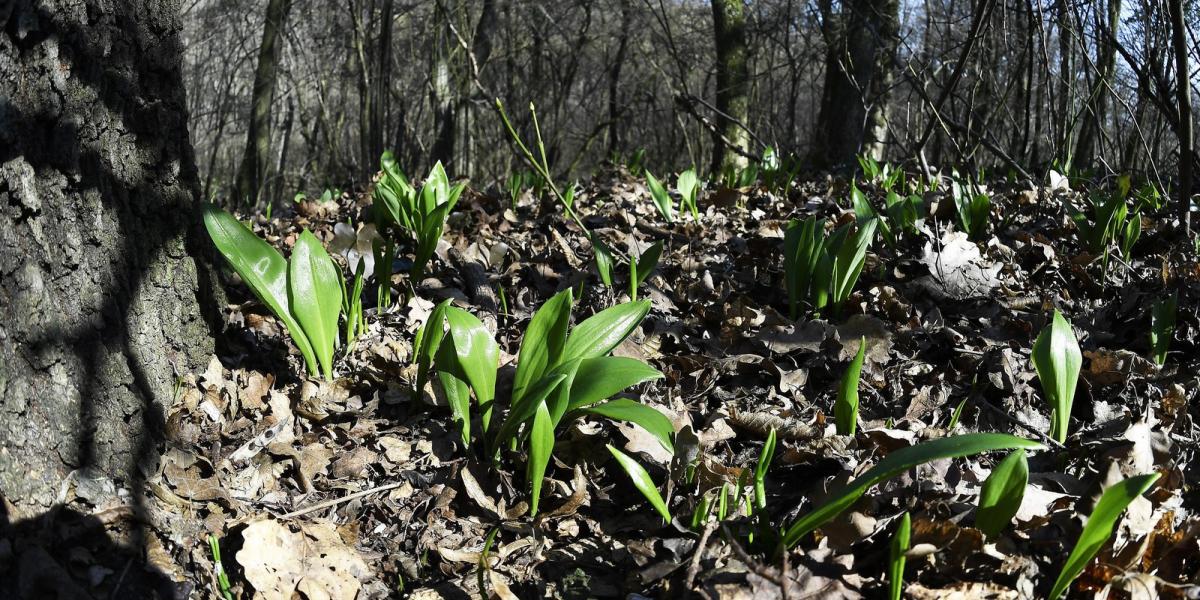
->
[888,512,911,600]
[836,338,867,436]
[644,171,676,224]
[204,206,344,380]
[1031,310,1082,444]
[1048,473,1160,600]
[677,168,700,220]
[782,217,878,319]
[1150,292,1177,366]
[754,428,777,512]
[976,449,1029,538]
[628,241,663,301]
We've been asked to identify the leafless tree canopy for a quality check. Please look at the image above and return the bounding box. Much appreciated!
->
[183,0,1196,199]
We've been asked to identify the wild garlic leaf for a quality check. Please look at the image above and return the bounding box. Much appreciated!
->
[607,444,671,523]
[780,433,1045,550]
[512,289,572,405]
[577,399,673,453]
[446,306,499,430]
[594,239,615,287]
[645,171,675,223]
[202,205,318,376]
[889,512,911,600]
[561,300,650,363]
[1048,472,1160,600]
[289,229,344,380]
[435,336,472,447]
[565,356,662,412]
[634,241,663,287]
[976,449,1029,538]
[836,337,866,436]
[527,400,555,516]
[1032,310,1082,443]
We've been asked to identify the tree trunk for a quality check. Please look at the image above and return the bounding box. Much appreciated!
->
[0,0,216,512]
[1168,0,1193,231]
[1074,0,1120,169]
[860,0,900,161]
[233,0,291,206]
[710,0,751,174]
[607,0,633,157]
[814,0,890,168]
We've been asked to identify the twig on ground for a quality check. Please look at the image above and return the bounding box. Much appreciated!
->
[278,481,408,520]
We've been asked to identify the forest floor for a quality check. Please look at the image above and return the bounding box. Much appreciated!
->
[69,166,1200,598]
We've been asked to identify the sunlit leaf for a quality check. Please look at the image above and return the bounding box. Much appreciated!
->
[780,433,1045,550]
[1032,310,1081,443]
[889,512,911,600]
[289,230,344,380]
[1048,472,1160,600]
[512,289,572,405]
[577,398,673,452]
[203,205,318,376]
[836,337,866,436]
[976,449,1028,538]
[527,400,555,516]
[561,301,650,363]
[607,444,671,523]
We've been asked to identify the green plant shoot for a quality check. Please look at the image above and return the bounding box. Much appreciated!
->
[1032,310,1082,444]
[836,337,866,436]
[976,449,1028,538]
[888,512,911,600]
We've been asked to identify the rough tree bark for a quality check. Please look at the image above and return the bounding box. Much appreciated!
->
[814,0,898,167]
[710,0,751,174]
[1168,0,1193,232]
[0,0,215,511]
[233,0,292,206]
[1074,0,1120,168]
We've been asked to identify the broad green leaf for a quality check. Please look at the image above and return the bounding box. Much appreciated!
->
[561,301,650,363]
[850,183,876,221]
[446,307,499,429]
[565,356,663,412]
[513,290,573,405]
[594,239,615,287]
[1032,310,1082,443]
[527,400,555,516]
[436,336,472,447]
[577,399,673,452]
[889,512,911,600]
[289,230,344,380]
[1048,472,1160,600]
[1150,292,1177,366]
[414,300,449,396]
[783,217,825,319]
[645,171,675,223]
[607,444,671,523]
[836,337,866,436]
[976,449,1028,538]
[780,433,1045,550]
[634,241,663,287]
[203,205,318,376]
[493,373,567,450]
[677,169,698,206]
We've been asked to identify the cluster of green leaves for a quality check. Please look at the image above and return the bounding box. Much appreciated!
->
[416,290,672,515]
[689,428,777,538]
[1150,292,1177,366]
[340,260,367,346]
[949,177,992,240]
[782,216,878,319]
[1031,310,1082,443]
[1072,191,1140,276]
[373,152,465,297]
[857,154,904,192]
[505,170,544,207]
[204,206,343,380]
[850,183,925,245]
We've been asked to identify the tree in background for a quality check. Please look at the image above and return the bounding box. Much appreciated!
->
[711,0,752,174]
[233,0,292,206]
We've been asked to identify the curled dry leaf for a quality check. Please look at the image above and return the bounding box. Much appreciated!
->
[238,519,370,600]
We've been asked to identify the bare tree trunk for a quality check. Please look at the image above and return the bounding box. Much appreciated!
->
[430,2,458,170]
[608,0,633,157]
[1,0,215,513]
[233,0,292,206]
[861,0,900,161]
[1168,0,1193,232]
[1074,0,1120,169]
[710,0,751,174]
[815,0,894,168]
